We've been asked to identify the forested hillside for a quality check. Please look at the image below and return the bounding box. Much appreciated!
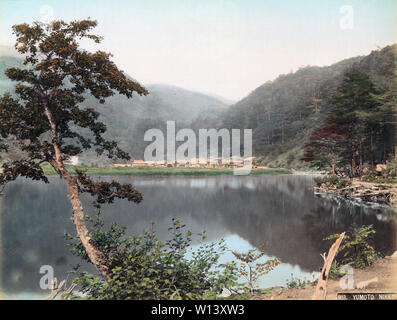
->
[1,45,396,168]
[89,84,228,164]
[222,45,397,169]
[0,55,228,164]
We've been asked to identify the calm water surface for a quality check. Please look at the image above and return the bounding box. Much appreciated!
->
[0,175,396,299]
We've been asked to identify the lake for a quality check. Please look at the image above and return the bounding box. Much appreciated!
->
[0,174,396,299]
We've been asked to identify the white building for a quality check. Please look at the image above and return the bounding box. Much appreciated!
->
[64,156,79,166]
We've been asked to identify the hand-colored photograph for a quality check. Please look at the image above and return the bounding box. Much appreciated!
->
[0,0,396,307]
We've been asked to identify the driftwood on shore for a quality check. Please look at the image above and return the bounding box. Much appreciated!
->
[314,181,395,205]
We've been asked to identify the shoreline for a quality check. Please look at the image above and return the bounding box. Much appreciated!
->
[314,178,397,209]
[248,252,397,300]
[291,169,326,177]
[40,165,292,177]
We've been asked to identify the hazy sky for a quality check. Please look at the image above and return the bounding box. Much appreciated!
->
[0,0,396,101]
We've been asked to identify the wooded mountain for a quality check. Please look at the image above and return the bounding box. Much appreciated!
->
[1,44,395,167]
[222,44,396,168]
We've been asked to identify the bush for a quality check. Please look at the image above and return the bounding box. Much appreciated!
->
[324,225,380,269]
[362,176,397,184]
[327,261,347,280]
[314,176,351,189]
[335,179,351,189]
[231,244,280,294]
[386,160,397,178]
[286,274,315,289]
[67,216,240,300]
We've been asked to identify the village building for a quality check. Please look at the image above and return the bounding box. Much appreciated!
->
[113,156,258,169]
[64,156,79,166]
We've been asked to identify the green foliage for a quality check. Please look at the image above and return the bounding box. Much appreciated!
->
[386,160,397,178]
[0,55,228,163]
[231,244,280,294]
[324,225,380,269]
[301,45,397,175]
[314,176,351,189]
[327,261,348,280]
[314,176,338,186]
[40,164,291,176]
[0,19,147,202]
[68,217,240,300]
[306,69,386,175]
[286,274,315,289]
[222,45,396,168]
[0,20,153,274]
[362,176,397,184]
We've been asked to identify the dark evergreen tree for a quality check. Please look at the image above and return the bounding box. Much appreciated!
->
[330,69,382,174]
[303,67,397,175]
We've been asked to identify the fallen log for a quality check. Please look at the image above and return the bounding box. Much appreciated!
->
[314,182,394,205]
[351,190,391,195]
[337,185,361,191]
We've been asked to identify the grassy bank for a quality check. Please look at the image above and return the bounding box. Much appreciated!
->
[41,165,291,176]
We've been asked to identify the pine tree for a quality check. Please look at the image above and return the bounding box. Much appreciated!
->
[302,68,394,175]
[376,51,397,161]
[330,69,381,174]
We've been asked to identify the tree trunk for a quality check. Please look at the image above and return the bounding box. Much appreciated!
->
[314,233,345,300]
[43,104,109,277]
[359,141,363,176]
[281,120,284,144]
[383,144,387,164]
[359,154,363,176]
[370,134,374,168]
[64,168,109,277]
[331,151,336,176]
[394,124,397,160]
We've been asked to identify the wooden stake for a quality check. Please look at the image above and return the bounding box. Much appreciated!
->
[46,278,66,300]
[314,232,345,300]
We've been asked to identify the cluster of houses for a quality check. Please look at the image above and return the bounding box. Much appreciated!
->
[114,157,261,169]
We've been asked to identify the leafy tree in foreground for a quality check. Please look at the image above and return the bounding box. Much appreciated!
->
[0,20,148,276]
[231,244,280,295]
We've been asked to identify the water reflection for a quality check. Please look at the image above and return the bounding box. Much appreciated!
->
[0,175,395,297]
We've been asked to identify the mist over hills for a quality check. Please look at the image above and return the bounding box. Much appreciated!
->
[0,55,23,94]
[0,54,229,164]
[91,83,229,163]
[0,44,396,166]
